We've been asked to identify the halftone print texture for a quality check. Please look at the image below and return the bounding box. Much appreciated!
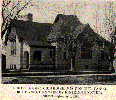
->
[1,0,116,84]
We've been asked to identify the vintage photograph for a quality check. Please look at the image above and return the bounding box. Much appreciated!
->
[1,0,116,84]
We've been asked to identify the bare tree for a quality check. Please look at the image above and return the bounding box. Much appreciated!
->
[47,16,86,70]
[1,0,36,39]
[104,1,116,71]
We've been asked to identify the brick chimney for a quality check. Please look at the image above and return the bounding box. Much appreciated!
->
[27,13,33,22]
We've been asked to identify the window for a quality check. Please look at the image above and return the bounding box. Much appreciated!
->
[34,51,41,61]
[64,52,66,60]
[10,64,13,69]
[10,64,16,69]
[101,50,105,60]
[81,42,92,59]
[50,51,52,58]
[14,65,16,69]
[9,64,11,69]
[11,41,16,55]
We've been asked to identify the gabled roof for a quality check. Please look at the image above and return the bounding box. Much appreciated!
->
[5,19,53,45]
[77,23,111,46]
[54,14,83,26]
[13,20,53,40]
[47,14,84,42]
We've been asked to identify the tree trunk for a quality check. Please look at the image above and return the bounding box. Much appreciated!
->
[71,58,73,70]
[71,52,75,71]
[70,40,74,71]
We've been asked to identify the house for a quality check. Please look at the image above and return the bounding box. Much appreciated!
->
[2,13,54,71]
[74,23,113,71]
[47,14,84,71]
[2,13,115,73]
[47,14,115,72]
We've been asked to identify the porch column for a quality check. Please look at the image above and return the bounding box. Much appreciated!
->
[56,46,58,68]
[51,42,58,68]
[19,38,23,69]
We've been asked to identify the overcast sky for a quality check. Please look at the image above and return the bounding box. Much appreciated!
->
[2,0,116,42]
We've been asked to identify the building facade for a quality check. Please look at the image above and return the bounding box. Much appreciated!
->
[2,13,53,71]
[2,13,115,73]
[47,14,115,72]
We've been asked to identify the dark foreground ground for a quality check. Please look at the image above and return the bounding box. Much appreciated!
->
[2,66,116,84]
[2,73,116,85]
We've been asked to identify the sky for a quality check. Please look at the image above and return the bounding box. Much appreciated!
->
[1,0,116,42]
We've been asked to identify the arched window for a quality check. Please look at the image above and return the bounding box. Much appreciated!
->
[10,28,16,55]
[11,40,16,55]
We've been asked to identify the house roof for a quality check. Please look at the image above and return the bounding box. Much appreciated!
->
[47,14,83,42]
[54,14,83,27]
[4,15,111,48]
[48,15,111,47]
[5,19,53,45]
[13,20,53,40]
[78,24,111,46]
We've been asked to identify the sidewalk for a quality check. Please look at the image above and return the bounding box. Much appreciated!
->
[2,69,113,77]
[2,73,116,84]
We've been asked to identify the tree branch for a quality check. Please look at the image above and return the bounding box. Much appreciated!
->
[16,2,29,15]
[5,0,11,8]
[1,0,31,39]
[1,8,5,29]
[2,0,11,12]
[3,1,22,21]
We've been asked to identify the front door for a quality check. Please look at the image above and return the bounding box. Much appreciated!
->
[2,54,6,72]
[24,51,29,69]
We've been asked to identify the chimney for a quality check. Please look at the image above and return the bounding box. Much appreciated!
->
[27,13,33,22]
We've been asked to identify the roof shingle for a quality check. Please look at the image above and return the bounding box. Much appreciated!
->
[12,20,52,41]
